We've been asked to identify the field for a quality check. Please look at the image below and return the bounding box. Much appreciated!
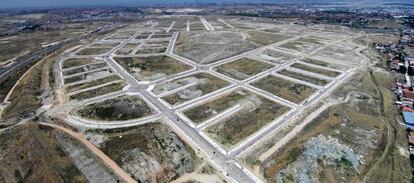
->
[85,121,199,182]
[203,89,290,148]
[300,58,348,71]
[247,31,292,46]
[158,73,230,106]
[214,57,274,80]
[65,74,122,93]
[62,58,96,69]
[252,75,317,103]
[76,47,112,56]
[280,41,322,54]
[63,62,107,76]
[114,55,192,82]
[69,82,126,101]
[254,49,296,64]
[290,63,341,78]
[174,31,258,64]
[74,95,153,121]
[277,69,329,86]
[135,47,167,55]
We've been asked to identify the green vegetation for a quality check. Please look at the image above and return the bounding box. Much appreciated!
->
[69,82,126,101]
[75,95,153,121]
[252,75,317,103]
[278,69,329,86]
[215,57,274,80]
[291,63,341,78]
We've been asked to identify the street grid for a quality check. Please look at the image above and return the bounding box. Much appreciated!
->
[52,16,368,183]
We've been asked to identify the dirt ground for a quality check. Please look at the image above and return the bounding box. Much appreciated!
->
[0,123,88,183]
[254,69,411,182]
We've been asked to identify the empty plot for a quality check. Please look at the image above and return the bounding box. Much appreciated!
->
[150,33,173,39]
[290,63,341,78]
[214,57,273,80]
[315,44,362,64]
[69,82,126,101]
[65,75,121,93]
[114,55,192,82]
[89,43,119,48]
[280,41,321,54]
[74,95,154,121]
[202,89,290,147]
[158,73,230,106]
[174,31,258,64]
[115,43,140,55]
[248,31,292,46]
[252,75,317,104]
[135,33,152,40]
[301,58,348,71]
[76,47,112,56]
[109,31,136,39]
[135,47,167,55]
[256,49,296,64]
[62,58,96,69]
[277,69,329,86]
[63,62,107,76]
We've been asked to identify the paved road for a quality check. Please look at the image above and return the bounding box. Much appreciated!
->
[52,23,367,183]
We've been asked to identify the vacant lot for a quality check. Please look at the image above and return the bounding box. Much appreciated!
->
[63,62,107,76]
[278,69,329,86]
[76,47,112,56]
[183,89,248,124]
[256,49,296,64]
[301,58,348,71]
[252,75,317,103]
[69,82,126,101]
[86,122,199,182]
[204,89,290,148]
[280,41,321,54]
[174,31,258,64]
[247,31,292,46]
[290,63,341,78]
[135,47,167,55]
[160,73,230,106]
[65,74,121,93]
[114,55,192,82]
[62,58,96,69]
[214,57,274,80]
[75,95,153,121]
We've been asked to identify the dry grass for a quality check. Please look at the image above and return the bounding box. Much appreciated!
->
[215,57,274,80]
[252,75,317,104]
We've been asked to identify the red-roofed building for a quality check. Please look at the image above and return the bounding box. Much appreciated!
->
[402,106,414,112]
[403,89,414,99]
